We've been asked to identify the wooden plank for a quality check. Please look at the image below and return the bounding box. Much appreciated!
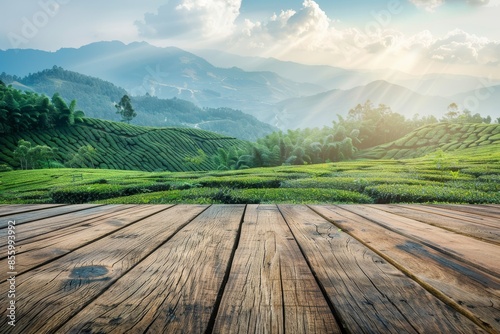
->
[0,204,64,217]
[279,205,486,334]
[0,204,103,229]
[213,205,341,334]
[0,204,129,241]
[371,204,500,245]
[409,205,500,228]
[341,205,500,279]
[0,205,170,281]
[312,205,500,334]
[0,205,208,334]
[432,204,500,220]
[56,205,244,334]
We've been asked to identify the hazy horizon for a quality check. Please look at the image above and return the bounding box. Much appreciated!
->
[1,0,499,79]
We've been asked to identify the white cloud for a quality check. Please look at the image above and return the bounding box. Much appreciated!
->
[409,0,445,12]
[408,0,490,11]
[234,0,333,51]
[136,0,241,40]
[425,29,500,65]
[227,1,500,67]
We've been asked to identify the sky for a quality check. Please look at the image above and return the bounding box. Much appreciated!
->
[1,0,499,77]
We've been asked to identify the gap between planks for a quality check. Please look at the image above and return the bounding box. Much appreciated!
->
[310,204,500,334]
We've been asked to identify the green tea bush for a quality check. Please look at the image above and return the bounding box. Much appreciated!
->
[231,188,373,204]
[50,182,172,203]
[365,184,499,204]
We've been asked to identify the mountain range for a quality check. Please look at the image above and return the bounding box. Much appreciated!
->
[1,41,498,130]
[0,41,321,121]
[195,49,500,97]
[0,67,276,141]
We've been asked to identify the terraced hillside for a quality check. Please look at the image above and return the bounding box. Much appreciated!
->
[0,118,245,172]
[357,123,500,160]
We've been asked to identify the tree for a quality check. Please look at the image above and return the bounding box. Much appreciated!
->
[13,140,56,169]
[51,93,84,126]
[29,145,55,169]
[67,145,98,168]
[13,139,31,170]
[115,95,136,124]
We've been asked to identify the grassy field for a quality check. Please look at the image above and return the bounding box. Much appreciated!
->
[1,142,499,204]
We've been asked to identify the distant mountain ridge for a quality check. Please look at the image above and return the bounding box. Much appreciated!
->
[0,41,323,121]
[2,41,498,131]
[0,67,277,141]
[275,80,499,129]
[195,49,500,97]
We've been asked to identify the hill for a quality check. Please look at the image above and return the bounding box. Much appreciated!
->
[196,49,499,97]
[0,41,323,120]
[0,118,245,172]
[356,123,500,160]
[275,80,452,129]
[0,67,277,141]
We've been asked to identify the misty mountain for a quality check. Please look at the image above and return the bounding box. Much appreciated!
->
[0,67,277,141]
[450,85,500,118]
[274,81,452,129]
[196,49,499,97]
[0,41,323,120]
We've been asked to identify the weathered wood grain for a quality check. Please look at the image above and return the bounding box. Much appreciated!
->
[0,204,100,228]
[0,204,64,216]
[432,204,500,220]
[341,205,500,278]
[0,205,208,334]
[0,205,170,281]
[280,205,486,334]
[371,204,500,245]
[0,204,129,241]
[312,205,500,334]
[406,205,500,228]
[213,205,341,334]
[57,205,244,334]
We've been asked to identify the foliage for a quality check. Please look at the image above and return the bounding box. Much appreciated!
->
[0,118,245,172]
[228,125,357,170]
[66,145,98,168]
[337,100,439,149]
[1,142,499,204]
[0,83,84,134]
[442,102,492,124]
[357,123,500,160]
[115,94,136,124]
[1,67,277,141]
[13,139,56,170]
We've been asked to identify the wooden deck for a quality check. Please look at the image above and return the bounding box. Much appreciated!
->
[1,204,499,333]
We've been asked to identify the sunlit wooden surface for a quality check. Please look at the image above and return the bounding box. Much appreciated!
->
[1,204,499,333]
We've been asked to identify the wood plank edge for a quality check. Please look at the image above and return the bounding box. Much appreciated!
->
[8,205,178,280]
[340,205,500,280]
[51,204,211,334]
[0,204,67,218]
[0,204,107,229]
[369,205,500,247]
[308,205,497,334]
[204,204,247,334]
[278,205,350,334]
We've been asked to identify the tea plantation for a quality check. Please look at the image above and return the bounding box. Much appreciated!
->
[0,118,245,172]
[356,122,500,159]
[1,140,499,204]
